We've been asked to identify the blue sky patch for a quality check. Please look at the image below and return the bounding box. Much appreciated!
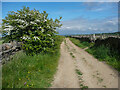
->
[2,2,118,35]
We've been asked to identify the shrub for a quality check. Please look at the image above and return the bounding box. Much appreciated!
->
[2,7,62,55]
[86,45,120,71]
[93,45,110,60]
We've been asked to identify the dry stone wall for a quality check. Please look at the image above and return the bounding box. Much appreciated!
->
[70,34,120,42]
[0,41,22,64]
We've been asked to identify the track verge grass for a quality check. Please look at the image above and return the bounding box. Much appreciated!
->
[69,37,120,72]
[2,35,64,88]
[69,38,91,49]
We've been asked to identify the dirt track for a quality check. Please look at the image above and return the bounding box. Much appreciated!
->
[51,38,118,88]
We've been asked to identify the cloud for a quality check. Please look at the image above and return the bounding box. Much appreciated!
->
[83,0,119,2]
[82,2,118,12]
[2,0,120,2]
[57,16,118,35]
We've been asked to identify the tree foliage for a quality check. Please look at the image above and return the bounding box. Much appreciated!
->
[2,7,62,54]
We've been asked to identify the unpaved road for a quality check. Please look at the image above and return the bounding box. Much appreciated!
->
[51,38,118,88]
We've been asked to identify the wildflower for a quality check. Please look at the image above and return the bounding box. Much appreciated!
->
[24,82,27,85]
[27,85,29,87]
[19,78,21,81]
[28,71,30,74]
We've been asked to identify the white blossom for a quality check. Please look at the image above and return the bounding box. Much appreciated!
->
[22,36,31,40]
[34,36,40,40]
[25,23,29,27]
[14,19,25,24]
[4,28,9,31]
[35,19,40,22]
[18,15,20,17]
[30,21,34,24]
[14,19,19,21]
[44,19,47,22]
[30,21,37,25]
[47,34,51,36]
[50,38,54,42]
[4,25,14,35]
[47,25,50,28]
[5,25,12,28]
[38,26,41,29]
[19,25,24,28]
[52,42,54,45]
[41,29,44,32]
[22,37,26,40]
[19,19,25,23]
[51,39,54,42]
[28,14,31,16]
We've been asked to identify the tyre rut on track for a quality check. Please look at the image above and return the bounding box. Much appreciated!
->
[51,38,118,88]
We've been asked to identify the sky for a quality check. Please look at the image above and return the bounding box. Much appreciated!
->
[1,2,119,35]
[1,0,119,2]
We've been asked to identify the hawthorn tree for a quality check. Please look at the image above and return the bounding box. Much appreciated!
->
[2,7,62,54]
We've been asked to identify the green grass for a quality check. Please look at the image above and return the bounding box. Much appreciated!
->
[2,35,64,88]
[97,77,103,83]
[75,69,88,89]
[80,84,88,89]
[69,38,92,49]
[69,37,120,72]
[86,45,120,72]
[0,66,1,90]
[70,52,75,58]
[75,69,82,76]
[64,39,69,50]
[86,45,110,60]
[0,40,3,45]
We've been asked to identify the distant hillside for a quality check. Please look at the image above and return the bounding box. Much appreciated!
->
[67,32,120,36]
[95,32,120,35]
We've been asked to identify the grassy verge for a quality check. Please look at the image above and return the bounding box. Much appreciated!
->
[69,38,92,49]
[70,37,120,72]
[86,45,120,72]
[0,40,3,45]
[2,35,64,88]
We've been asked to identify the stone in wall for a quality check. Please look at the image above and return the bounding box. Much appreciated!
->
[0,41,22,64]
